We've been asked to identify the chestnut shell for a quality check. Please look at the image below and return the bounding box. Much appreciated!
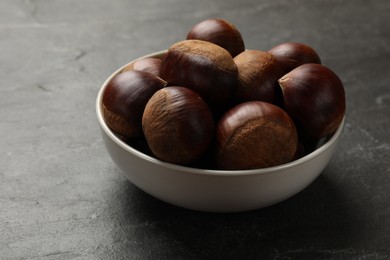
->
[122,57,162,77]
[159,40,238,116]
[187,18,245,57]
[102,70,166,138]
[278,63,346,139]
[268,42,321,73]
[216,101,298,170]
[233,50,285,105]
[142,86,214,165]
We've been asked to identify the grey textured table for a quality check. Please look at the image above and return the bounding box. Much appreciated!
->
[1,0,390,259]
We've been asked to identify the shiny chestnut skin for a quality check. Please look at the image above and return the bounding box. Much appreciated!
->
[187,18,245,57]
[216,101,298,170]
[122,57,162,77]
[278,63,345,139]
[160,39,238,115]
[142,86,214,165]
[268,42,321,73]
[233,50,285,105]
[102,70,166,138]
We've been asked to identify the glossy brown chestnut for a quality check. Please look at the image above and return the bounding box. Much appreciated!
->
[122,57,162,77]
[278,63,345,139]
[268,42,321,73]
[160,39,238,115]
[233,50,285,105]
[216,101,298,170]
[102,70,166,138]
[142,86,214,165]
[187,18,245,57]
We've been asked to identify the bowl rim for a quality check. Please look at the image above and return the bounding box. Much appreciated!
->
[96,50,345,177]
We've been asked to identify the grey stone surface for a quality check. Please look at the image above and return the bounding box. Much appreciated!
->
[1,0,390,259]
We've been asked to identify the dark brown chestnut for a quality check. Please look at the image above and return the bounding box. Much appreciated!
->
[216,101,298,170]
[102,70,166,138]
[268,42,321,73]
[187,18,245,57]
[159,39,238,115]
[233,50,285,105]
[142,86,214,165]
[122,57,162,77]
[278,63,346,139]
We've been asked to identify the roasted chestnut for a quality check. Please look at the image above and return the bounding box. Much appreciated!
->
[122,57,162,77]
[142,86,214,165]
[187,18,245,57]
[278,63,345,139]
[268,42,321,73]
[102,70,166,138]
[160,39,238,115]
[216,101,298,170]
[233,50,285,105]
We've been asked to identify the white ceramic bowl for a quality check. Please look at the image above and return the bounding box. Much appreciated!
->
[96,50,345,213]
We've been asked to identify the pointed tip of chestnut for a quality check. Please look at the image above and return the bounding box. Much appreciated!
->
[216,101,298,170]
[278,63,345,139]
[268,42,321,73]
[102,70,166,138]
[187,18,245,57]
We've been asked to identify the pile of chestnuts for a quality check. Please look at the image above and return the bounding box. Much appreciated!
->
[102,18,346,170]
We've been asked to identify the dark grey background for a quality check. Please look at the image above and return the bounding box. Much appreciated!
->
[1,0,389,259]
